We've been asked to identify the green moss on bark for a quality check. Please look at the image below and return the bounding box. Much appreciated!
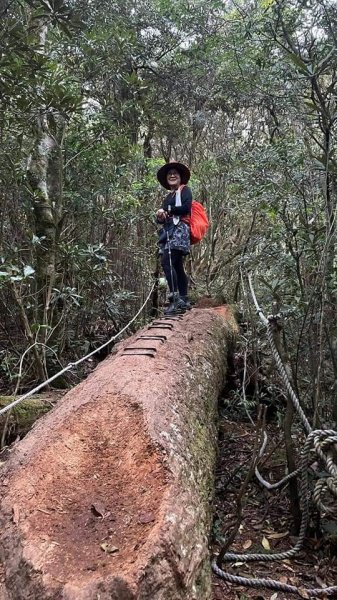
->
[0,395,53,437]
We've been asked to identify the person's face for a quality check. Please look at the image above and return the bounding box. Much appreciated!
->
[167,169,181,189]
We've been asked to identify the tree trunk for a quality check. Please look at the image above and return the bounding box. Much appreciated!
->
[274,320,301,532]
[0,307,237,600]
[27,109,65,320]
[283,398,302,533]
[0,395,57,446]
[25,15,66,372]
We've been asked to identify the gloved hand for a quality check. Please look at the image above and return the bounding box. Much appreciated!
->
[156,209,167,222]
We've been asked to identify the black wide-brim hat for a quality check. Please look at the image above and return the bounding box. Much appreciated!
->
[157,161,191,190]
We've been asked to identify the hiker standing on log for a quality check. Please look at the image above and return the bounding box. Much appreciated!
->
[156,162,192,315]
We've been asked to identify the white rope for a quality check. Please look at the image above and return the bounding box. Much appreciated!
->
[248,274,311,433]
[0,282,155,417]
[213,274,337,597]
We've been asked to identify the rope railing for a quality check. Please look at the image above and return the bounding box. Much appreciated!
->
[212,273,337,598]
[0,282,155,418]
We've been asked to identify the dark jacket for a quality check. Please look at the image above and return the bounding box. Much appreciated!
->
[161,186,192,217]
[157,186,192,245]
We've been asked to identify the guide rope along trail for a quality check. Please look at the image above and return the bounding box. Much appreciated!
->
[0,283,156,417]
[212,273,337,598]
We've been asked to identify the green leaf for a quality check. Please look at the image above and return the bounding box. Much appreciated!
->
[287,52,310,76]
[303,99,316,111]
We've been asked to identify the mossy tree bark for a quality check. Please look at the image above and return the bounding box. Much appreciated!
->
[27,108,65,323]
[0,395,54,446]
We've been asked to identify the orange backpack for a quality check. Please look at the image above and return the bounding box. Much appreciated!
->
[189,200,209,245]
[179,185,209,245]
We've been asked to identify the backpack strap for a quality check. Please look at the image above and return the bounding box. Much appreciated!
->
[171,185,185,225]
[178,184,191,226]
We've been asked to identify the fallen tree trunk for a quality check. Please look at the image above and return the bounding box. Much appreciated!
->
[0,393,63,446]
[0,307,237,600]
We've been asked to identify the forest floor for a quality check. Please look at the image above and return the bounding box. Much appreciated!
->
[211,415,337,600]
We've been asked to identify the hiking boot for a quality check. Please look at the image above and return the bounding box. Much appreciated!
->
[164,292,174,307]
[164,302,177,315]
[164,296,187,315]
[175,297,188,313]
[181,296,192,310]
